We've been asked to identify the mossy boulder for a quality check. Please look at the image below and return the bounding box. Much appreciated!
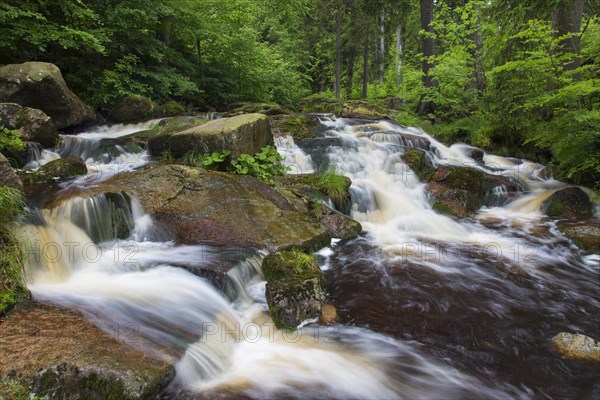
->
[266,278,324,330]
[273,114,318,142]
[426,166,484,218]
[0,103,58,148]
[158,100,185,117]
[0,62,95,129]
[148,113,272,159]
[402,148,434,182]
[101,164,330,252]
[0,303,174,399]
[29,156,87,183]
[299,96,342,114]
[551,332,600,362]
[110,95,157,123]
[340,100,391,120]
[557,222,600,252]
[540,187,593,220]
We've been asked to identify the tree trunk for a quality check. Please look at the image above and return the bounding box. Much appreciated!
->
[362,30,369,100]
[552,0,585,69]
[396,25,403,79]
[469,6,485,94]
[380,8,385,83]
[346,46,356,99]
[334,8,342,100]
[417,0,436,115]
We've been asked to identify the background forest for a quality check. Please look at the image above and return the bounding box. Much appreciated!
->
[1,0,599,189]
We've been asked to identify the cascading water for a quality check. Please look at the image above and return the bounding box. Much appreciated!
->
[20,116,598,399]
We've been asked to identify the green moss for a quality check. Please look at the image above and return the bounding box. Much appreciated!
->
[262,250,323,284]
[279,114,316,141]
[307,170,351,209]
[402,149,433,181]
[0,379,36,400]
[545,199,566,217]
[0,186,29,315]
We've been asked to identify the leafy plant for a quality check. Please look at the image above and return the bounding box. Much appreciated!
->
[0,127,25,153]
[181,150,230,170]
[230,145,288,183]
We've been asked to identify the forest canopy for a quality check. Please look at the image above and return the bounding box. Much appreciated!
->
[1,0,599,188]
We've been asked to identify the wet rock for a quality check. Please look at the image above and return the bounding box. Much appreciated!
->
[319,304,338,325]
[0,62,95,129]
[426,166,485,218]
[262,250,325,330]
[266,278,324,330]
[110,95,157,122]
[541,187,592,220]
[0,103,58,148]
[0,153,23,192]
[481,174,524,207]
[0,303,175,399]
[29,156,87,183]
[557,221,600,252]
[276,173,353,215]
[313,205,362,240]
[402,148,434,182]
[103,164,330,252]
[148,113,272,159]
[551,332,600,362]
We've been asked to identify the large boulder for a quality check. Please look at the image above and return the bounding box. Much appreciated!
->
[402,148,434,182]
[541,187,593,220]
[102,164,330,252]
[551,332,600,362]
[0,303,175,399]
[0,103,58,147]
[0,62,95,129]
[426,166,484,218]
[27,156,87,183]
[110,95,157,122]
[148,113,272,158]
[262,250,325,330]
[0,153,23,192]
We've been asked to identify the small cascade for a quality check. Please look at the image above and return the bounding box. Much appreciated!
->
[274,134,315,174]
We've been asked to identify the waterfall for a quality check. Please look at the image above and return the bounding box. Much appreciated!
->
[20,116,597,399]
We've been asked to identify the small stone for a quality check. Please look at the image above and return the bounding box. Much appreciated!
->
[319,304,337,325]
[551,332,600,362]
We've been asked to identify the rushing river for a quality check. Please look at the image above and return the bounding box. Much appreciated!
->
[20,117,599,399]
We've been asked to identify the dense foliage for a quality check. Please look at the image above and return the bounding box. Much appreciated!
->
[1,0,598,188]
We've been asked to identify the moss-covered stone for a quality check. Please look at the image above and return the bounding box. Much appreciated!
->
[110,95,157,123]
[158,100,186,117]
[402,148,434,182]
[541,187,592,220]
[0,103,58,148]
[0,62,95,129]
[226,102,290,116]
[28,156,87,183]
[98,164,331,252]
[148,113,273,159]
[0,303,175,399]
[266,277,324,330]
[275,114,318,142]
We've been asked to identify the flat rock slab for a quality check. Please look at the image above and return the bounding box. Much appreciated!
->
[150,113,272,158]
[0,302,174,399]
